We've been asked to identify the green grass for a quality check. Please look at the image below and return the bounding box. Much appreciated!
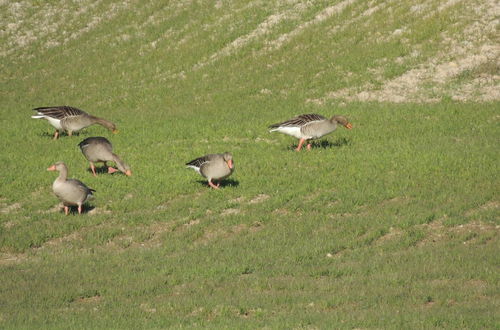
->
[1,0,499,328]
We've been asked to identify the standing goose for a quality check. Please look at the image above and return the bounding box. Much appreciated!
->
[78,137,132,177]
[32,106,117,139]
[269,114,352,151]
[186,152,234,189]
[47,162,95,215]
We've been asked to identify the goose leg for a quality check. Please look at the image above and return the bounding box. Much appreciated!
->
[90,162,97,177]
[307,143,312,151]
[64,206,69,215]
[67,130,73,137]
[208,180,220,189]
[53,130,59,140]
[78,205,83,214]
[296,138,305,151]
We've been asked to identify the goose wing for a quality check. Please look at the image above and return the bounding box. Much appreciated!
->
[33,106,87,119]
[186,155,212,169]
[269,113,327,128]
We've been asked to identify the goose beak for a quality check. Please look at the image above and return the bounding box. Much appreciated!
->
[112,129,119,134]
[108,167,119,174]
[345,122,353,129]
[47,165,56,171]
[227,159,233,169]
[125,170,132,176]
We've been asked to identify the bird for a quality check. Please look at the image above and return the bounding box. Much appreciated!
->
[32,106,117,139]
[47,162,95,215]
[78,137,132,177]
[269,114,352,151]
[186,152,234,189]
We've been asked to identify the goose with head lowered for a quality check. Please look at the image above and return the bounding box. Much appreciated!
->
[47,162,95,215]
[78,137,131,177]
[32,106,117,139]
[186,152,234,189]
[269,114,352,151]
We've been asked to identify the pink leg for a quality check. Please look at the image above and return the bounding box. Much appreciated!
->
[108,167,118,174]
[64,206,69,215]
[78,205,82,214]
[53,130,59,140]
[90,162,97,177]
[208,180,220,189]
[295,138,305,151]
[307,143,312,151]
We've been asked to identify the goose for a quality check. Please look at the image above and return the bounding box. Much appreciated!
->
[78,137,132,177]
[269,114,352,151]
[186,152,234,189]
[47,162,95,215]
[32,106,117,139]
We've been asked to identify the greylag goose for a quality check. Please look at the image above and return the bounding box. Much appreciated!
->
[32,106,117,139]
[186,152,234,189]
[269,114,352,151]
[47,162,95,215]
[78,137,131,177]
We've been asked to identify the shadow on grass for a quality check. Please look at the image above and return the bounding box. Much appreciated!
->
[196,178,240,188]
[58,204,95,215]
[288,137,350,151]
[37,131,85,139]
[86,166,109,176]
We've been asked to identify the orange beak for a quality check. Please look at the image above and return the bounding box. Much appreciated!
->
[345,122,353,129]
[227,159,233,169]
[47,165,56,171]
[125,170,132,176]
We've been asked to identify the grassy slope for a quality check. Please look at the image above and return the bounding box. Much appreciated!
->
[1,0,498,328]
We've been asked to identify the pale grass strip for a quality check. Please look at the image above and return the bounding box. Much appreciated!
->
[312,0,500,103]
[264,0,357,52]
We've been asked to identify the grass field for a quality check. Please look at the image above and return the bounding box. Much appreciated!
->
[1,0,499,328]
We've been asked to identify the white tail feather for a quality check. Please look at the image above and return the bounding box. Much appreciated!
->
[187,165,201,174]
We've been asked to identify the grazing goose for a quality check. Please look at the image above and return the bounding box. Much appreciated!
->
[78,137,132,177]
[32,106,117,139]
[47,162,95,215]
[269,114,352,151]
[186,152,234,189]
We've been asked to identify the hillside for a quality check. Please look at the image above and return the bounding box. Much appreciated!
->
[1,0,499,328]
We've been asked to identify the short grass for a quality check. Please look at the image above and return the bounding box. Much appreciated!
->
[1,0,499,328]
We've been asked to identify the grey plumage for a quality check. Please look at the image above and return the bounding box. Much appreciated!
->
[78,137,131,176]
[186,152,234,189]
[269,114,352,151]
[32,106,117,139]
[48,162,95,215]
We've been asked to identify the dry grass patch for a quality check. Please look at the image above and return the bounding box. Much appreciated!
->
[1,203,21,214]
[374,226,404,245]
[0,252,28,266]
[417,219,499,246]
[248,194,270,204]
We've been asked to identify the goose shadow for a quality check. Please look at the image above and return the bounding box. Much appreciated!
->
[58,204,95,215]
[196,178,240,188]
[86,166,109,175]
[37,131,82,139]
[288,137,350,151]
